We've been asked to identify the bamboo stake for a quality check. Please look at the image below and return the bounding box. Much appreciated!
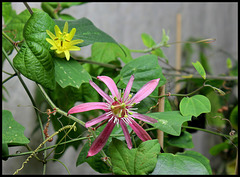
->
[175,13,182,93]
[157,85,165,150]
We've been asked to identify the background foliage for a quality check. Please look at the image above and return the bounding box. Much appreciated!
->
[2,2,238,175]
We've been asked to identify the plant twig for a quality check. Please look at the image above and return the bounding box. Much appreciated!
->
[2,31,20,52]
[13,123,76,175]
[36,84,113,169]
[73,57,121,71]
[46,159,71,174]
[164,73,238,81]
[36,84,86,127]
[23,2,33,15]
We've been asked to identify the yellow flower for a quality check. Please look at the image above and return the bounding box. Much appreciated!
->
[46,22,84,61]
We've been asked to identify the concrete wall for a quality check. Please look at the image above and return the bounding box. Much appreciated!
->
[2,2,237,174]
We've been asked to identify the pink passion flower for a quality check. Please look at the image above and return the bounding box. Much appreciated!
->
[68,75,160,157]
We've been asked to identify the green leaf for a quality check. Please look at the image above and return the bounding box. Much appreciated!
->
[192,61,206,79]
[229,105,238,130]
[146,111,191,136]
[41,2,86,19]
[54,18,118,47]
[13,11,56,90]
[109,138,160,175]
[2,8,41,60]
[88,42,131,75]
[226,57,233,69]
[177,151,212,174]
[141,33,155,48]
[209,140,231,156]
[118,44,133,64]
[151,153,210,175]
[43,2,86,12]
[54,58,92,88]
[91,42,123,62]
[2,2,17,26]
[2,110,30,146]
[58,14,76,20]
[205,91,225,127]
[167,131,194,149]
[117,54,166,92]
[179,95,211,117]
[2,143,9,160]
[76,139,111,173]
[160,29,170,47]
[199,52,212,74]
[141,33,168,62]
[116,54,166,114]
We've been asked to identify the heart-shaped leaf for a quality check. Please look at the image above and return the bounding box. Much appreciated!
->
[177,151,212,174]
[54,58,92,88]
[109,138,160,175]
[179,95,211,117]
[117,54,166,92]
[167,131,194,149]
[151,152,210,175]
[2,110,30,146]
[147,111,192,136]
[2,8,41,60]
[116,54,166,114]
[13,11,56,90]
[54,17,118,47]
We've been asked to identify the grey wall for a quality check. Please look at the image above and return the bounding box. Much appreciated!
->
[2,2,237,175]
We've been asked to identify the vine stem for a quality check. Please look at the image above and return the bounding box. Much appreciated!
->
[13,123,76,175]
[46,159,71,175]
[4,124,236,159]
[36,84,112,169]
[2,31,20,52]
[130,38,216,54]
[73,57,120,71]
[2,47,48,173]
[23,2,33,15]
[151,83,205,99]
[36,84,86,127]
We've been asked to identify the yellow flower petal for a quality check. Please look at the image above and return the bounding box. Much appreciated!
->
[55,49,63,54]
[63,21,68,34]
[46,38,56,46]
[46,23,84,61]
[54,25,61,38]
[64,50,70,61]
[70,39,84,45]
[50,46,57,50]
[69,46,81,51]
[46,30,56,40]
[67,28,76,41]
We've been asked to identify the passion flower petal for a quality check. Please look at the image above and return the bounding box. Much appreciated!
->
[85,112,111,128]
[128,119,152,141]
[123,75,134,102]
[132,113,158,123]
[68,102,108,115]
[89,80,113,103]
[119,119,132,149]
[130,78,160,104]
[87,118,116,157]
[97,76,119,99]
